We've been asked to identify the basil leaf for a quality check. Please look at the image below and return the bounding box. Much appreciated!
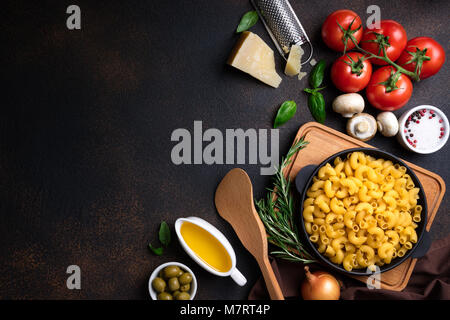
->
[148,244,163,256]
[158,221,171,247]
[236,11,258,33]
[273,100,297,128]
[307,92,326,124]
[309,60,326,89]
[304,86,325,94]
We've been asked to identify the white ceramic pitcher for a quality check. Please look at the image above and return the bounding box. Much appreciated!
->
[175,217,247,286]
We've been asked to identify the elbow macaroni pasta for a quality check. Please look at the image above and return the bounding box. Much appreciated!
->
[302,152,421,271]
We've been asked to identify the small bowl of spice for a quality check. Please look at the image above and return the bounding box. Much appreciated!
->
[397,105,449,154]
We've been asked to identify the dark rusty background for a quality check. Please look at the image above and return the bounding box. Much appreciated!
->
[1,0,449,299]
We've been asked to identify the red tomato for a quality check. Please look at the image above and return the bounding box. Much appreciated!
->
[321,10,363,52]
[397,37,446,79]
[361,20,407,65]
[366,66,413,111]
[331,52,373,92]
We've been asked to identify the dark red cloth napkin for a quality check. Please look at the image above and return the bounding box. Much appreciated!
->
[249,235,450,300]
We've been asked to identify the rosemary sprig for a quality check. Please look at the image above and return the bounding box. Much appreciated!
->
[255,137,317,264]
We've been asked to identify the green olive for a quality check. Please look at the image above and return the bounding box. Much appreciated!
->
[168,277,180,291]
[180,283,190,292]
[152,277,166,293]
[177,269,184,277]
[163,265,181,279]
[172,290,181,299]
[176,292,190,300]
[178,272,193,285]
[157,292,173,300]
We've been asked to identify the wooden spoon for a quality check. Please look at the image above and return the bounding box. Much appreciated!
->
[215,168,284,300]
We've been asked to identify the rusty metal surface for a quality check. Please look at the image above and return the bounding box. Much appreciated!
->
[1,0,449,299]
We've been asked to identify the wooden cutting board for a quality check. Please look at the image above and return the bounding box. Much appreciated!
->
[284,122,446,291]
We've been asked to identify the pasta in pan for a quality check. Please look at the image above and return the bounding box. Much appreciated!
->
[302,151,421,272]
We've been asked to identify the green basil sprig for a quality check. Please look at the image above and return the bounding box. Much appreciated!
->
[236,11,259,33]
[273,100,297,128]
[158,221,171,247]
[304,89,326,124]
[149,221,171,256]
[304,60,327,124]
[148,244,163,256]
[309,60,326,88]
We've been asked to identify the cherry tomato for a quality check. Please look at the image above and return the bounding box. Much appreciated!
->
[361,20,407,65]
[321,10,363,52]
[331,52,373,92]
[366,66,413,111]
[397,37,446,79]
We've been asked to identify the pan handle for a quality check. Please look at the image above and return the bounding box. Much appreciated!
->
[411,231,431,259]
[294,164,316,194]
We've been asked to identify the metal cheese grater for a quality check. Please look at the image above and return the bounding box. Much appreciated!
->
[251,0,313,64]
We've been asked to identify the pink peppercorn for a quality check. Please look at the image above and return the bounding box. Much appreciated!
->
[439,119,443,123]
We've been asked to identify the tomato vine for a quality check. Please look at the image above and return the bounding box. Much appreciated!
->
[339,19,420,81]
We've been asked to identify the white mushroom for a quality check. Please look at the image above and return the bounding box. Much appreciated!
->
[347,113,377,141]
[376,112,399,137]
[332,93,365,118]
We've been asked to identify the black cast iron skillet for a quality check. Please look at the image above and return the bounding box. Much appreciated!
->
[295,148,431,276]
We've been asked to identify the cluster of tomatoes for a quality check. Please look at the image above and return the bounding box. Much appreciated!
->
[321,9,445,111]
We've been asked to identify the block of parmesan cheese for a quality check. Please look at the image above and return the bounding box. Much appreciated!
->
[284,44,304,77]
[227,31,282,88]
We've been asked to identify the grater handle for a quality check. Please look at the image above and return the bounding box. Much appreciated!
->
[251,0,313,64]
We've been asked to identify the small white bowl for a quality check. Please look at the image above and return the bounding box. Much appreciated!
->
[148,261,197,300]
[397,105,449,154]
